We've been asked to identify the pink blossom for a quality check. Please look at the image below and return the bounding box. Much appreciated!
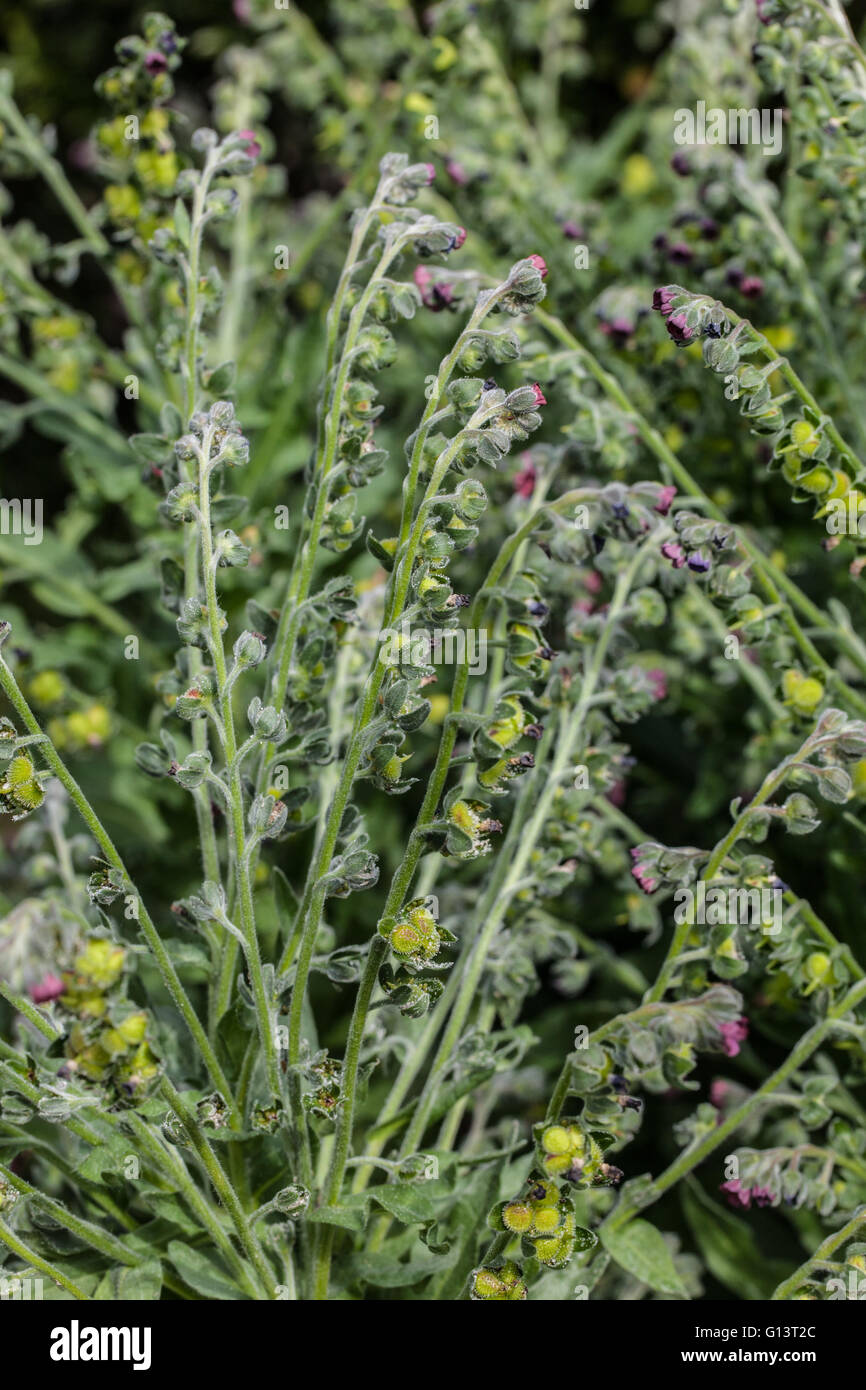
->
[720,1179,751,1208]
[238,129,261,159]
[530,383,547,408]
[661,540,687,569]
[424,163,436,184]
[654,485,677,515]
[527,254,548,278]
[719,1017,749,1058]
[30,973,64,1004]
[446,160,469,186]
[709,1079,730,1109]
[647,668,667,702]
[513,457,537,498]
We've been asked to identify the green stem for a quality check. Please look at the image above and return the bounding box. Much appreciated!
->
[0,647,237,1116]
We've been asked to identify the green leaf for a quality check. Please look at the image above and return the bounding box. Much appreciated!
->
[681,1180,789,1299]
[369,1184,437,1226]
[345,1250,451,1288]
[600,1218,689,1298]
[93,1259,162,1301]
[166,1240,246,1299]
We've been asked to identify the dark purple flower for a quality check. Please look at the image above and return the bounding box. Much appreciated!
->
[652,286,675,315]
[600,316,635,347]
[665,312,693,344]
[739,275,764,299]
[668,241,694,265]
[687,548,712,574]
[562,220,584,240]
[699,216,720,240]
[719,1017,749,1058]
[721,1179,751,1208]
[751,1187,774,1208]
[670,152,691,176]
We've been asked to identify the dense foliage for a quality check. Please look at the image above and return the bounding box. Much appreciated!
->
[1,0,866,1302]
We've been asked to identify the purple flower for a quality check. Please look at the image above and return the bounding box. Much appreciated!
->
[600,315,635,347]
[144,51,168,74]
[654,485,677,515]
[739,275,764,299]
[665,312,693,344]
[652,286,675,315]
[661,540,687,569]
[423,163,436,185]
[668,241,694,265]
[446,159,469,185]
[751,1187,774,1208]
[670,152,691,176]
[687,548,712,574]
[562,220,584,240]
[719,1017,749,1058]
[720,1179,751,1208]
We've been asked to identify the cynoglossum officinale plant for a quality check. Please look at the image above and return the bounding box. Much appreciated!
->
[1,1,866,1303]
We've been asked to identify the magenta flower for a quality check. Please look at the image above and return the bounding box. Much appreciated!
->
[562,220,584,240]
[661,540,687,569]
[654,485,677,515]
[630,852,659,894]
[424,163,436,184]
[739,275,764,299]
[30,973,64,1004]
[446,160,469,185]
[530,383,547,408]
[144,51,168,74]
[647,668,668,702]
[709,1079,730,1110]
[652,286,675,315]
[513,456,537,498]
[238,129,261,159]
[665,312,693,344]
[451,226,467,250]
[527,254,548,278]
[719,1017,749,1058]
[720,1179,751,1208]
